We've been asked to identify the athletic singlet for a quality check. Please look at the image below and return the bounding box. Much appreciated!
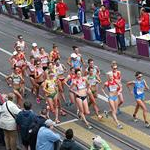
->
[15,53,25,67]
[50,51,59,61]
[75,78,86,90]
[46,68,57,80]
[134,79,145,96]
[86,65,98,75]
[71,59,81,69]
[87,75,97,86]
[31,49,40,58]
[105,80,118,92]
[12,74,21,84]
[40,54,49,64]
[35,67,44,76]
[113,71,121,81]
[45,79,56,93]
[16,41,25,51]
[55,64,64,75]
[27,62,35,72]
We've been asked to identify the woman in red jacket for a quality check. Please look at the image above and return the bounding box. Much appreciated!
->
[139,7,150,35]
[113,13,126,52]
[56,0,68,30]
[98,5,111,44]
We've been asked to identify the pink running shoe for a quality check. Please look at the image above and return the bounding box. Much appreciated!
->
[36,98,41,104]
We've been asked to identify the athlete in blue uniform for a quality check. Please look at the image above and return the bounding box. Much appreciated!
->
[127,71,150,128]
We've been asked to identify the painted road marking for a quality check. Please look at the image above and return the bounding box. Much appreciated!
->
[55,118,78,127]
[92,114,150,148]
[59,122,121,150]
[121,105,150,122]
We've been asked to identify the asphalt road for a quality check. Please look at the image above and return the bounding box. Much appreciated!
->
[0,15,150,150]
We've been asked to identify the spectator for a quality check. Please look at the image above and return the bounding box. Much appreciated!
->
[56,0,68,30]
[29,108,48,150]
[60,128,84,150]
[78,3,85,27]
[80,0,86,23]
[43,0,49,14]
[16,101,36,150]
[48,0,57,27]
[99,5,111,45]
[0,93,21,150]
[92,3,101,41]
[90,135,111,150]
[113,13,126,53]
[36,119,61,150]
[139,7,150,35]
[34,0,43,23]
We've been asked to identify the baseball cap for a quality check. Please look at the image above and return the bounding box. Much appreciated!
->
[45,119,56,127]
[93,135,103,148]
[13,51,18,55]
[32,43,37,47]
[71,53,77,58]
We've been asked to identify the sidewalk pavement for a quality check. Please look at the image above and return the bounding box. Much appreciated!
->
[1,9,150,61]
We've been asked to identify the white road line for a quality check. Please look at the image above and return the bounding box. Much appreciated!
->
[55,118,78,127]
[0,47,12,56]
[0,47,108,102]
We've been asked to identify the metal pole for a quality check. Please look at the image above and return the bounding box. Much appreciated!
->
[126,0,133,43]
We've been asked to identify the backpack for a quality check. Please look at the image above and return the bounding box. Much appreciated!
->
[26,118,41,142]
[70,23,81,34]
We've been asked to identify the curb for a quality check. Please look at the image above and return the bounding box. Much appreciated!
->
[2,13,150,62]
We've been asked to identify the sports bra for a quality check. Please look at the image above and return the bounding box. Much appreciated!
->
[27,62,35,72]
[36,67,44,76]
[87,75,97,86]
[16,41,25,51]
[134,79,145,95]
[105,80,118,92]
[40,54,49,64]
[12,74,21,84]
[55,64,64,75]
[45,79,56,93]
[75,78,86,90]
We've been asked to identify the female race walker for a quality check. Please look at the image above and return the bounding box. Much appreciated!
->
[6,66,24,108]
[111,61,124,114]
[64,67,76,106]
[127,71,150,128]
[70,69,92,129]
[87,67,103,120]
[102,71,123,129]
[43,72,60,123]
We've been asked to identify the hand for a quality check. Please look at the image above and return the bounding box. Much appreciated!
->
[129,90,133,95]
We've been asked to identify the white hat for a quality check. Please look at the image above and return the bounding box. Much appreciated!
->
[93,135,103,148]
[32,43,37,47]
[71,53,77,58]
[13,51,18,55]
[45,119,56,127]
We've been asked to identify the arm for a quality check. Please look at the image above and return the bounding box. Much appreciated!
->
[143,79,149,90]
[5,74,13,86]
[126,81,134,94]
[101,83,109,98]
[47,131,60,142]
[67,57,72,66]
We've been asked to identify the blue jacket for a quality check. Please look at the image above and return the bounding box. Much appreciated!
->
[16,110,36,139]
[93,7,100,24]
[78,7,85,25]
[36,126,60,150]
